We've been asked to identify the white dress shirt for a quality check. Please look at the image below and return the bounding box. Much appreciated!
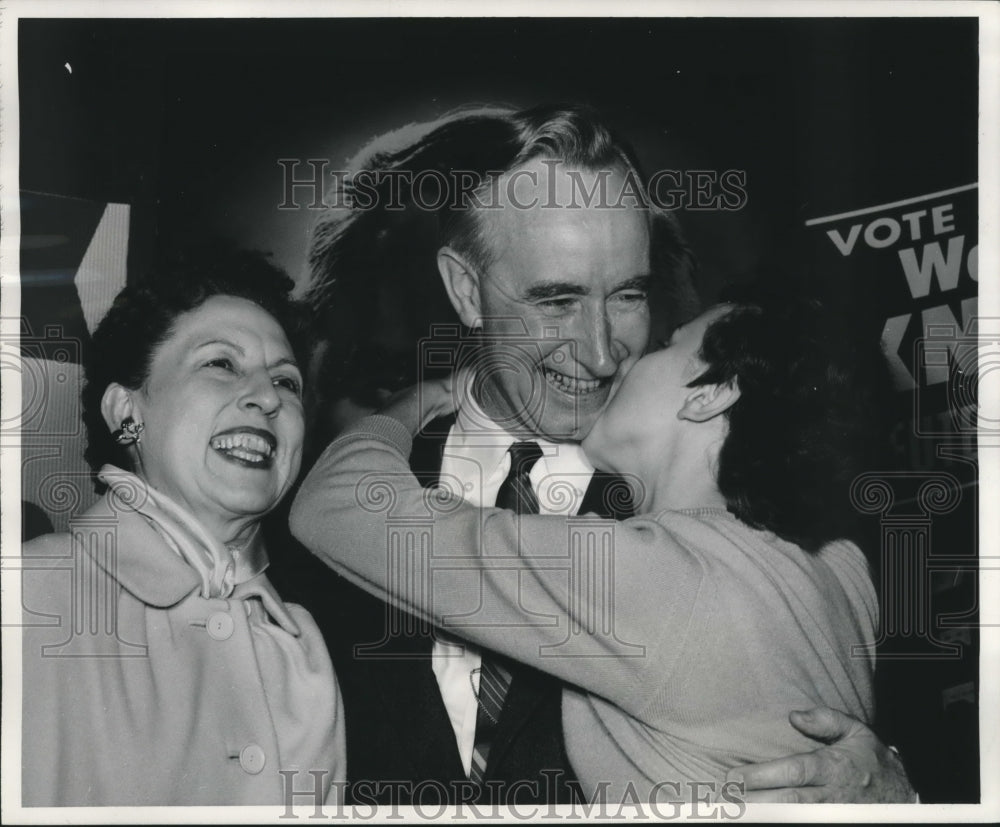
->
[430,388,595,775]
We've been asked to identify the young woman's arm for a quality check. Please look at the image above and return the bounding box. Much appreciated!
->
[290,413,704,712]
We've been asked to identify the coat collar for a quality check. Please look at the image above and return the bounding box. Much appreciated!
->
[77,466,271,610]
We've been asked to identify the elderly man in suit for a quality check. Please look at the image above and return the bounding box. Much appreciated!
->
[281,104,914,806]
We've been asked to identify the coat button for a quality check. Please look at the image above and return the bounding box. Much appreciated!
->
[239,744,266,775]
[206,611,235,640]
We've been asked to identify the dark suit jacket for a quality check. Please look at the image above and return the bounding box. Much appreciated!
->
[269,415,632,806]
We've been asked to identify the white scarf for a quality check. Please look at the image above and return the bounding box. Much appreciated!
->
[98,464,265,599]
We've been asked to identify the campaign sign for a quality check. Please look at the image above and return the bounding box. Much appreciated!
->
[804,183,979,431]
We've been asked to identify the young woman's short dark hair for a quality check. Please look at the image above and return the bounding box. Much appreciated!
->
[81,247,306,488]
[691,290,895,552]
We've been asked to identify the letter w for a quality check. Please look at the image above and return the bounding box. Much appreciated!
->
[898,236,965,299]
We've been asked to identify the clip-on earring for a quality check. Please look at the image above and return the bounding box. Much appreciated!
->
[113,416,144,445]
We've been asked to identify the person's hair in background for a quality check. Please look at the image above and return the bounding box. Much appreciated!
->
[81,244,307,489]
[304,104,699,454]
[690,286,896,553]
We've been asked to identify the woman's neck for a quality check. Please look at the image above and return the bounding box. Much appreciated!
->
[183,508,269,582]
[204,512,261,549]
[133,464,262,549]
[626,435,728,516]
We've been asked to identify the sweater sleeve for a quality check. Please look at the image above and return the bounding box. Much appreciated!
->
[290,415,705,712]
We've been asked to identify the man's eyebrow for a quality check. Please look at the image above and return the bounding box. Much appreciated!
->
[522,282,590,301]
[522,275,653,301]
[614,275,652,292]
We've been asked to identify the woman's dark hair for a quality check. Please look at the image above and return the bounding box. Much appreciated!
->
[690,289,895,552]
[81,247,306,489]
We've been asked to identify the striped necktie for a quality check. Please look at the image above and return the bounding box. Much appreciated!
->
[468,441,544,785]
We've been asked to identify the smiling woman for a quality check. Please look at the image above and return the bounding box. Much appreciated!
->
[20,249,345,806]
[102,292,306,538]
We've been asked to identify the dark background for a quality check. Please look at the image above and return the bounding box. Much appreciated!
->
[19,16,981,802]
[20,17,978,297]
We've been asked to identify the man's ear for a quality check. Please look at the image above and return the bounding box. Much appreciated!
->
[100,383,137,433]
[678,380,741,423]
[437,247,483,329]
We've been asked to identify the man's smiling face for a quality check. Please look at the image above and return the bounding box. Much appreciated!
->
[469,159,652,442]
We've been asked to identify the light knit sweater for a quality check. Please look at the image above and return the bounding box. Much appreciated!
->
[291,416,877,804]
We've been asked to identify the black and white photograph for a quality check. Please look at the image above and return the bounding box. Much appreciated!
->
[1,1,997,822]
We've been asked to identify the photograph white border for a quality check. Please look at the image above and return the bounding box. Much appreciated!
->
[1,1,996,823]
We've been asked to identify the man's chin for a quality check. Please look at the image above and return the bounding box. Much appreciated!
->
[530,412,601,444]
[570,418,600,442]
[579,429,600,465]
[530,393,611,442]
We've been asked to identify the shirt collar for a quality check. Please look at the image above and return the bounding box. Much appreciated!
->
[444,375,595,512]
